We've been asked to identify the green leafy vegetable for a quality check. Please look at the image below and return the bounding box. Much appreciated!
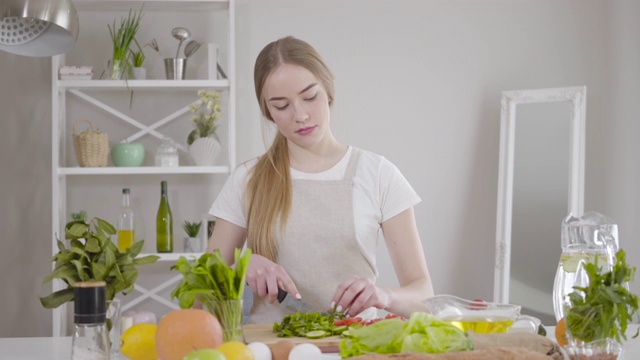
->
[40,214,159,308]
[339,312,472,358]
[566,249,639,344]
[273,311,345,338]
[171,248,251,340]
[171,248,251,304]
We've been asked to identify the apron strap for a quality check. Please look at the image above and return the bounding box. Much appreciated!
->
[344,148,361,180]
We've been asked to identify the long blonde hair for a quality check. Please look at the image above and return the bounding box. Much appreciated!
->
[245,36,335,261]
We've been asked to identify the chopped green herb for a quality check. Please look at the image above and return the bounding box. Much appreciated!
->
[273,311,345,338]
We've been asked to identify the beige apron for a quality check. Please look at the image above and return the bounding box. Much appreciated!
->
[249,149,377,324]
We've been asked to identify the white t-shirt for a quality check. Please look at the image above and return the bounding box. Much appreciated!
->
[209,146,421,274]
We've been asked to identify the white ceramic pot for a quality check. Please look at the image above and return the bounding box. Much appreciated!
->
[133,67,146,80]
[184,237,201,252]
[189,137,221,166]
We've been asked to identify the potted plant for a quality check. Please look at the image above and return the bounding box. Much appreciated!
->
[130,38,146,79]
[107,6,144,80]
[40,211,159,349]
[562,249,639,359]
[187,89,223,166]
[181,220,202,253]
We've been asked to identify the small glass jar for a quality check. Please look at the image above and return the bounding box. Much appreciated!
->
[155,138,179,167]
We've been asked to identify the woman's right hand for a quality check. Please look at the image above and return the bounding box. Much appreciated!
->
[245,254,301,304]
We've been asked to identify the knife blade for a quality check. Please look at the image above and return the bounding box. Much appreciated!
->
[277,288,312,313]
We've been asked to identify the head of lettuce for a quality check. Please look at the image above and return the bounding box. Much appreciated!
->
[339,312,472,358]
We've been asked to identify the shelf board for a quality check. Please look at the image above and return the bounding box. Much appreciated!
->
[57,79,229,90]
[141,252,205,262]
[74,0,229,12]
[58,166,230,175]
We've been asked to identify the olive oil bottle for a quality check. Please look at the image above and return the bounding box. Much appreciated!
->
[117,188,134,251]
[156,181,173,253]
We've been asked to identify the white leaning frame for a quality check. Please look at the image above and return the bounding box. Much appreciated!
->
[494,86,586,303]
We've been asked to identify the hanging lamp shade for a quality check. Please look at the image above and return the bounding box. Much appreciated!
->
[0,0,78,57]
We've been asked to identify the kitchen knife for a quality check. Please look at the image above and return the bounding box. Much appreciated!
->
[277,288,312,313]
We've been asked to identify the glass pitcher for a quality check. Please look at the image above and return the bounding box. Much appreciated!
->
[552,212,618,322]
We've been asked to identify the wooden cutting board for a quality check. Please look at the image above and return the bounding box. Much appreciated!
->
[243,324,343,352]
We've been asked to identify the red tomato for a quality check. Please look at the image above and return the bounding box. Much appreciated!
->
[343,317,363,326]
[333,319,345,326]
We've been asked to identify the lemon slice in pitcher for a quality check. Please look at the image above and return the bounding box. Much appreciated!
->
[560,253,608,273]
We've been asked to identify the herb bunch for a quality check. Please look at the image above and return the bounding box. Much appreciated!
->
[566,249,639,344]
[171,249,251,341]
[171,248,250,305]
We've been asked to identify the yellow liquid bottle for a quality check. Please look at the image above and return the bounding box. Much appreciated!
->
[117,188,135,251]
[118,229,135,252]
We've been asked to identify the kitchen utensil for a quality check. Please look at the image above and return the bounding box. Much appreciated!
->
[144,38,160,54]
[217,63,228,79]
[277,289,312,313]
[171,27,191,58]
[164,58,187,80]
[184,39,202,59]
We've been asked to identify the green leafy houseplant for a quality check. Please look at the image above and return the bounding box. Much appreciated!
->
[107,6,144,80]
[565,249,639,350]
[130,38,145,68]
[187,89,223,146]
[181,220,202,238]
[171,248,251,341]
[40,212,160,309]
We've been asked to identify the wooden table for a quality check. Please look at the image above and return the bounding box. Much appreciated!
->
[1,326,638,359]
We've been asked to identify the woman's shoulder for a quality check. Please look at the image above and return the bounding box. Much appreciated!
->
[229,157,259,183]
[352,147,400,175]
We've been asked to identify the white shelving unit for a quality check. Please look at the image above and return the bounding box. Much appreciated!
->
[51,0,235,336]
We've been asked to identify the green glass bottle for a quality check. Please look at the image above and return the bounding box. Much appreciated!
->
[156,181,173,253]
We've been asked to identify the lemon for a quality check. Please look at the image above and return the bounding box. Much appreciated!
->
[560,253,608,273]
[120,323,159,360]
[216,340,254,360]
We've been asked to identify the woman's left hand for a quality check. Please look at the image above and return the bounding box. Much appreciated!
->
[331,275,391,317]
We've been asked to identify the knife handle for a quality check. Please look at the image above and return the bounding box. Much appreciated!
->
[277,288,287,303]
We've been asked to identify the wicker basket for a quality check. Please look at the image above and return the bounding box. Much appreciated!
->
[72,119,109,167]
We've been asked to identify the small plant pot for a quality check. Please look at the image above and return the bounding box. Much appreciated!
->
[184,237,201,253]
[133,67,146,80]
[189,137,221,166]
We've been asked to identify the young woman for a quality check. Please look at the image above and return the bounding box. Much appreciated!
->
[207,36,433,324]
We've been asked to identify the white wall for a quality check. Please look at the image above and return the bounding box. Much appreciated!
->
[1,0,638,337]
